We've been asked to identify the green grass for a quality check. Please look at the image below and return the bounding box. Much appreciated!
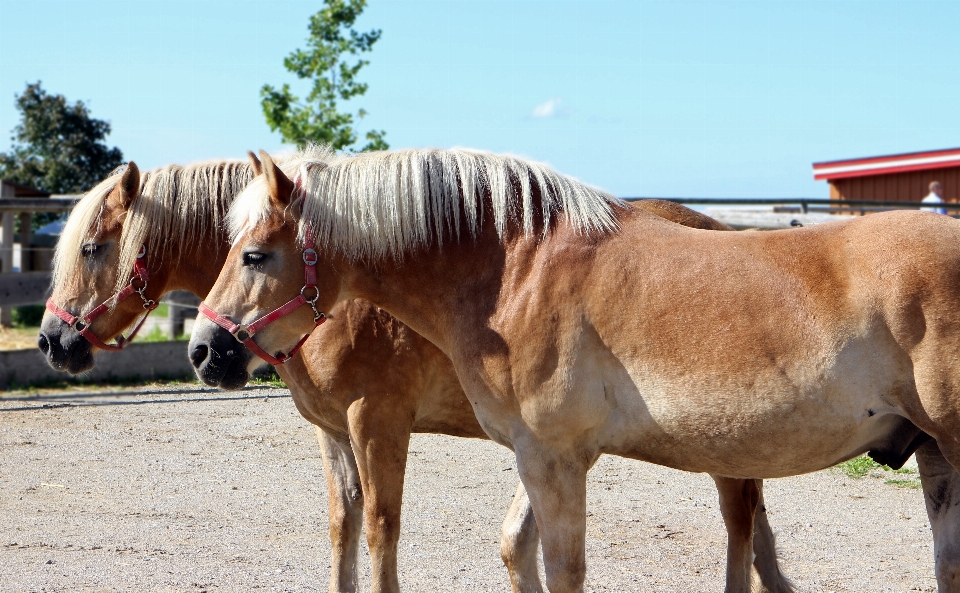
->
[12,305,44,328]
[884,478,922,489]
[834,454,921,489]
[836,455,883,479]
[250,367,286,388]
[138,324,191,342]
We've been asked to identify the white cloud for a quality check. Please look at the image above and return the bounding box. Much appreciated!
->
[530,98,565,119]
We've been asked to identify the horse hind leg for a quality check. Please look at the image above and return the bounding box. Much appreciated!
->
[317,427,364,593]
[712,475,761,593]
[501,481,544,593]
[749,481,795,593]
[917,439,960,592]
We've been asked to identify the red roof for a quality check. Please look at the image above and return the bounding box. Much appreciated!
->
[813,147,960,181]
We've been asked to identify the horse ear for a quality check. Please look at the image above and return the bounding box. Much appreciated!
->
[247,151,263,176]
[117,162,140,209]
[259,150,294,207]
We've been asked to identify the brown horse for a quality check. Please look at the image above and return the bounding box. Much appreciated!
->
[41,154,789,592]
[194,147,960,593]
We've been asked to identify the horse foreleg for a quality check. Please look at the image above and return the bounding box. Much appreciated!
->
[712,476,760,593]
[347,400,412,593]
[750,480,794,593]
[501,481,544,593]
[317,427,364,593]
[917,439,960,592]
[515,442,591,593]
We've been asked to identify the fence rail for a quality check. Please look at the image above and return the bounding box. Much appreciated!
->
[0,196,80,213]
[623,197,960,213]
[0,271,50,307]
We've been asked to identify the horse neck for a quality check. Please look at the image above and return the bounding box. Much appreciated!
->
[150,212,231,299]
[338,227,514,355]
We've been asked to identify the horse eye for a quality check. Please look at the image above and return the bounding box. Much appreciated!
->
[243,252,267,266]
[81,243,101,258]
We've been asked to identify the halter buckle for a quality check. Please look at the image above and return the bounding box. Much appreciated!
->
[302,248,318,265]
[137,244,147,259]
[232,325,251,343]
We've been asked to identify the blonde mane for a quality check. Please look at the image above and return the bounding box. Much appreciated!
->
[52,169,125,291]
[53,159,257,293]
[229,147,623,260]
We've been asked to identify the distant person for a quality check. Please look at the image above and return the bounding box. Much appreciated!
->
[921,181,947,215]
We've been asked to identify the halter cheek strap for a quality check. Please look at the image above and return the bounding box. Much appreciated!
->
[198,231,326,366]
[45,245,159,351]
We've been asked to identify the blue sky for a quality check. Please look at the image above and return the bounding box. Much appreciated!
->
[1,0,958,198]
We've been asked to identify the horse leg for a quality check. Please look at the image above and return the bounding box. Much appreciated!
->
[916,439,960,592]
[713,476,760,593]
[501,481,544,593]
[317,427,364,593]
[514,442,591,593]
[750,480,795,593]
[347,400,413,593]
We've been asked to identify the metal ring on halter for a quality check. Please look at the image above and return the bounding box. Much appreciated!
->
[302,248,318,265]
[137,244,147,259]
[300,285,320,303]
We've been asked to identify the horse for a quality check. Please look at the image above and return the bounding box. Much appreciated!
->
[39,153,790,592]
[192,147,960,593]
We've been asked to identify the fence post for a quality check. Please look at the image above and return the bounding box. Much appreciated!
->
[18,212,32,272]
[167,290,200,338]
[0,183,14,326]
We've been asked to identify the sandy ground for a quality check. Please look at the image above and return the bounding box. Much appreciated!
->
[0,383,937,592]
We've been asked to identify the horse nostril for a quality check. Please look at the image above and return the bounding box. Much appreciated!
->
[38,333,50,355]
[190,343,209,368]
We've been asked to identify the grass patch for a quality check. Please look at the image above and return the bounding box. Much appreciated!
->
[835,454,921,488]
[836,455,883,479]
[251,367,286,388]
[12,305,45,328]
[884,478,922,489]
[138,324,191,342]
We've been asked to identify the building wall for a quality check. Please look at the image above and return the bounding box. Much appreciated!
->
[829,166,960,202]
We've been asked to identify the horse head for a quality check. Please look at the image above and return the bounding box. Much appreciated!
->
[189,151,341,389]
[38,162,166,373]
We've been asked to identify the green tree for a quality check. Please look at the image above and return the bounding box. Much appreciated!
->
[261,0,388,152]
[0,82,124,196]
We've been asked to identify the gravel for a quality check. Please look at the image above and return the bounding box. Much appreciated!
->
[0,383,936,592]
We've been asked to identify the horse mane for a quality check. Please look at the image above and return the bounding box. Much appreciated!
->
[230,147,623,261]
[54,158,258,294]
[53,169,126,292]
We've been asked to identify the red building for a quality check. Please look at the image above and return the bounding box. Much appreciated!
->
[813,147,960,202]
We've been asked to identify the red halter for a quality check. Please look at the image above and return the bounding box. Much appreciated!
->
[198,231,326,366]
[45,245,159,351]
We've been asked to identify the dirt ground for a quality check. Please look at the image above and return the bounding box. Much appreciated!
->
[0,383,937,592]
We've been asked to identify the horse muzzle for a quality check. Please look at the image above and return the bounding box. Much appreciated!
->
[38,314,94,374]
[189,320,254,390]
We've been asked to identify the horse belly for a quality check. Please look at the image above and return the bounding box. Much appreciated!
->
[598,362,909,479]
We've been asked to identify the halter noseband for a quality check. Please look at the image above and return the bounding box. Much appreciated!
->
[198,230,327,366]
[46,245,159,351]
